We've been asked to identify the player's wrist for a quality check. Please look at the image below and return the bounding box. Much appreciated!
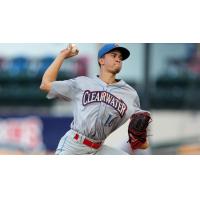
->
[57,53,67,60]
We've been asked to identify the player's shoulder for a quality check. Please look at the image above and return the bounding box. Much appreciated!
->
[73,76,96,88]
[123,81,138,95]
[75,76,92,84]
[74,76,93,82]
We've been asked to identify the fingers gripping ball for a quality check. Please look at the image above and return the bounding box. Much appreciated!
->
[71,44,78,53]
[68,43,79,53]
[128,112,152,150]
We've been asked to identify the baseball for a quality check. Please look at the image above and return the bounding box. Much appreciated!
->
[71,43,78,53]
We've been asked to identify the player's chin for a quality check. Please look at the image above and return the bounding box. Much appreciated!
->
[111,68,121,74]
[113,66,122,74]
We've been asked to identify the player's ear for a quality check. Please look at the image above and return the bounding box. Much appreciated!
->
[98,58,104,66]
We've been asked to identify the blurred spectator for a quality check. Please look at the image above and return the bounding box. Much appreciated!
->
[188,55,200,74]
[188,44,200,74]
[73,56,89,76]
[185,43,197,62]
[0,57,7,72]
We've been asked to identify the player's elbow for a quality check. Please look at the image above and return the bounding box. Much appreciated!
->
[39,82,47,92]
[40,81,51,92]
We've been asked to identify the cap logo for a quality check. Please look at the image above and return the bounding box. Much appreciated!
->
[114,43,119,47]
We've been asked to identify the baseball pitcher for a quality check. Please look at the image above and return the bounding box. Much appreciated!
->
[40,43,151,155]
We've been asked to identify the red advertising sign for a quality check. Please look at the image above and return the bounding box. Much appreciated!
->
[0,116,44,152]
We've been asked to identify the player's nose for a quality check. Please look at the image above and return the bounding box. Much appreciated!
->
[115,57,121,63]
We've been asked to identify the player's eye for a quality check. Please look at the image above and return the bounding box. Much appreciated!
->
[110,52,122,61]
[118,56,122,61]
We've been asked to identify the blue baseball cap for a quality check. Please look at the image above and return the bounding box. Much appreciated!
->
[98,43,130,61]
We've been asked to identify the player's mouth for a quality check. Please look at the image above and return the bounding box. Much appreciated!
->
[114,62,121,65]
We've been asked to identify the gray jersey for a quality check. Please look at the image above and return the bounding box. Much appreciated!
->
[47,76,141,141]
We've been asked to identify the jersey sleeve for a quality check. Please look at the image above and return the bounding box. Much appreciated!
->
[133,92,151,114]
[47,78,79,101]
[134,93,141,111]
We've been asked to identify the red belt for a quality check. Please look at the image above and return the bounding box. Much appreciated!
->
[74,133,102,149]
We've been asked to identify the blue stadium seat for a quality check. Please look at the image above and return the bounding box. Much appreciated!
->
[37,56,55,76]
[8,57,29,76]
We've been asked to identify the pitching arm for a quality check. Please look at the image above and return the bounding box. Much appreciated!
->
[40,44,79,92]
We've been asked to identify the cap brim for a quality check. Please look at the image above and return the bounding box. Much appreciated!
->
[108,47,130,60]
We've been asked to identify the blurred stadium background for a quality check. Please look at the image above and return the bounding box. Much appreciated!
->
[0,43,200,155]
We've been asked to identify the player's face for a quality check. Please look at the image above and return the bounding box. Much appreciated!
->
[101,50,123,74]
